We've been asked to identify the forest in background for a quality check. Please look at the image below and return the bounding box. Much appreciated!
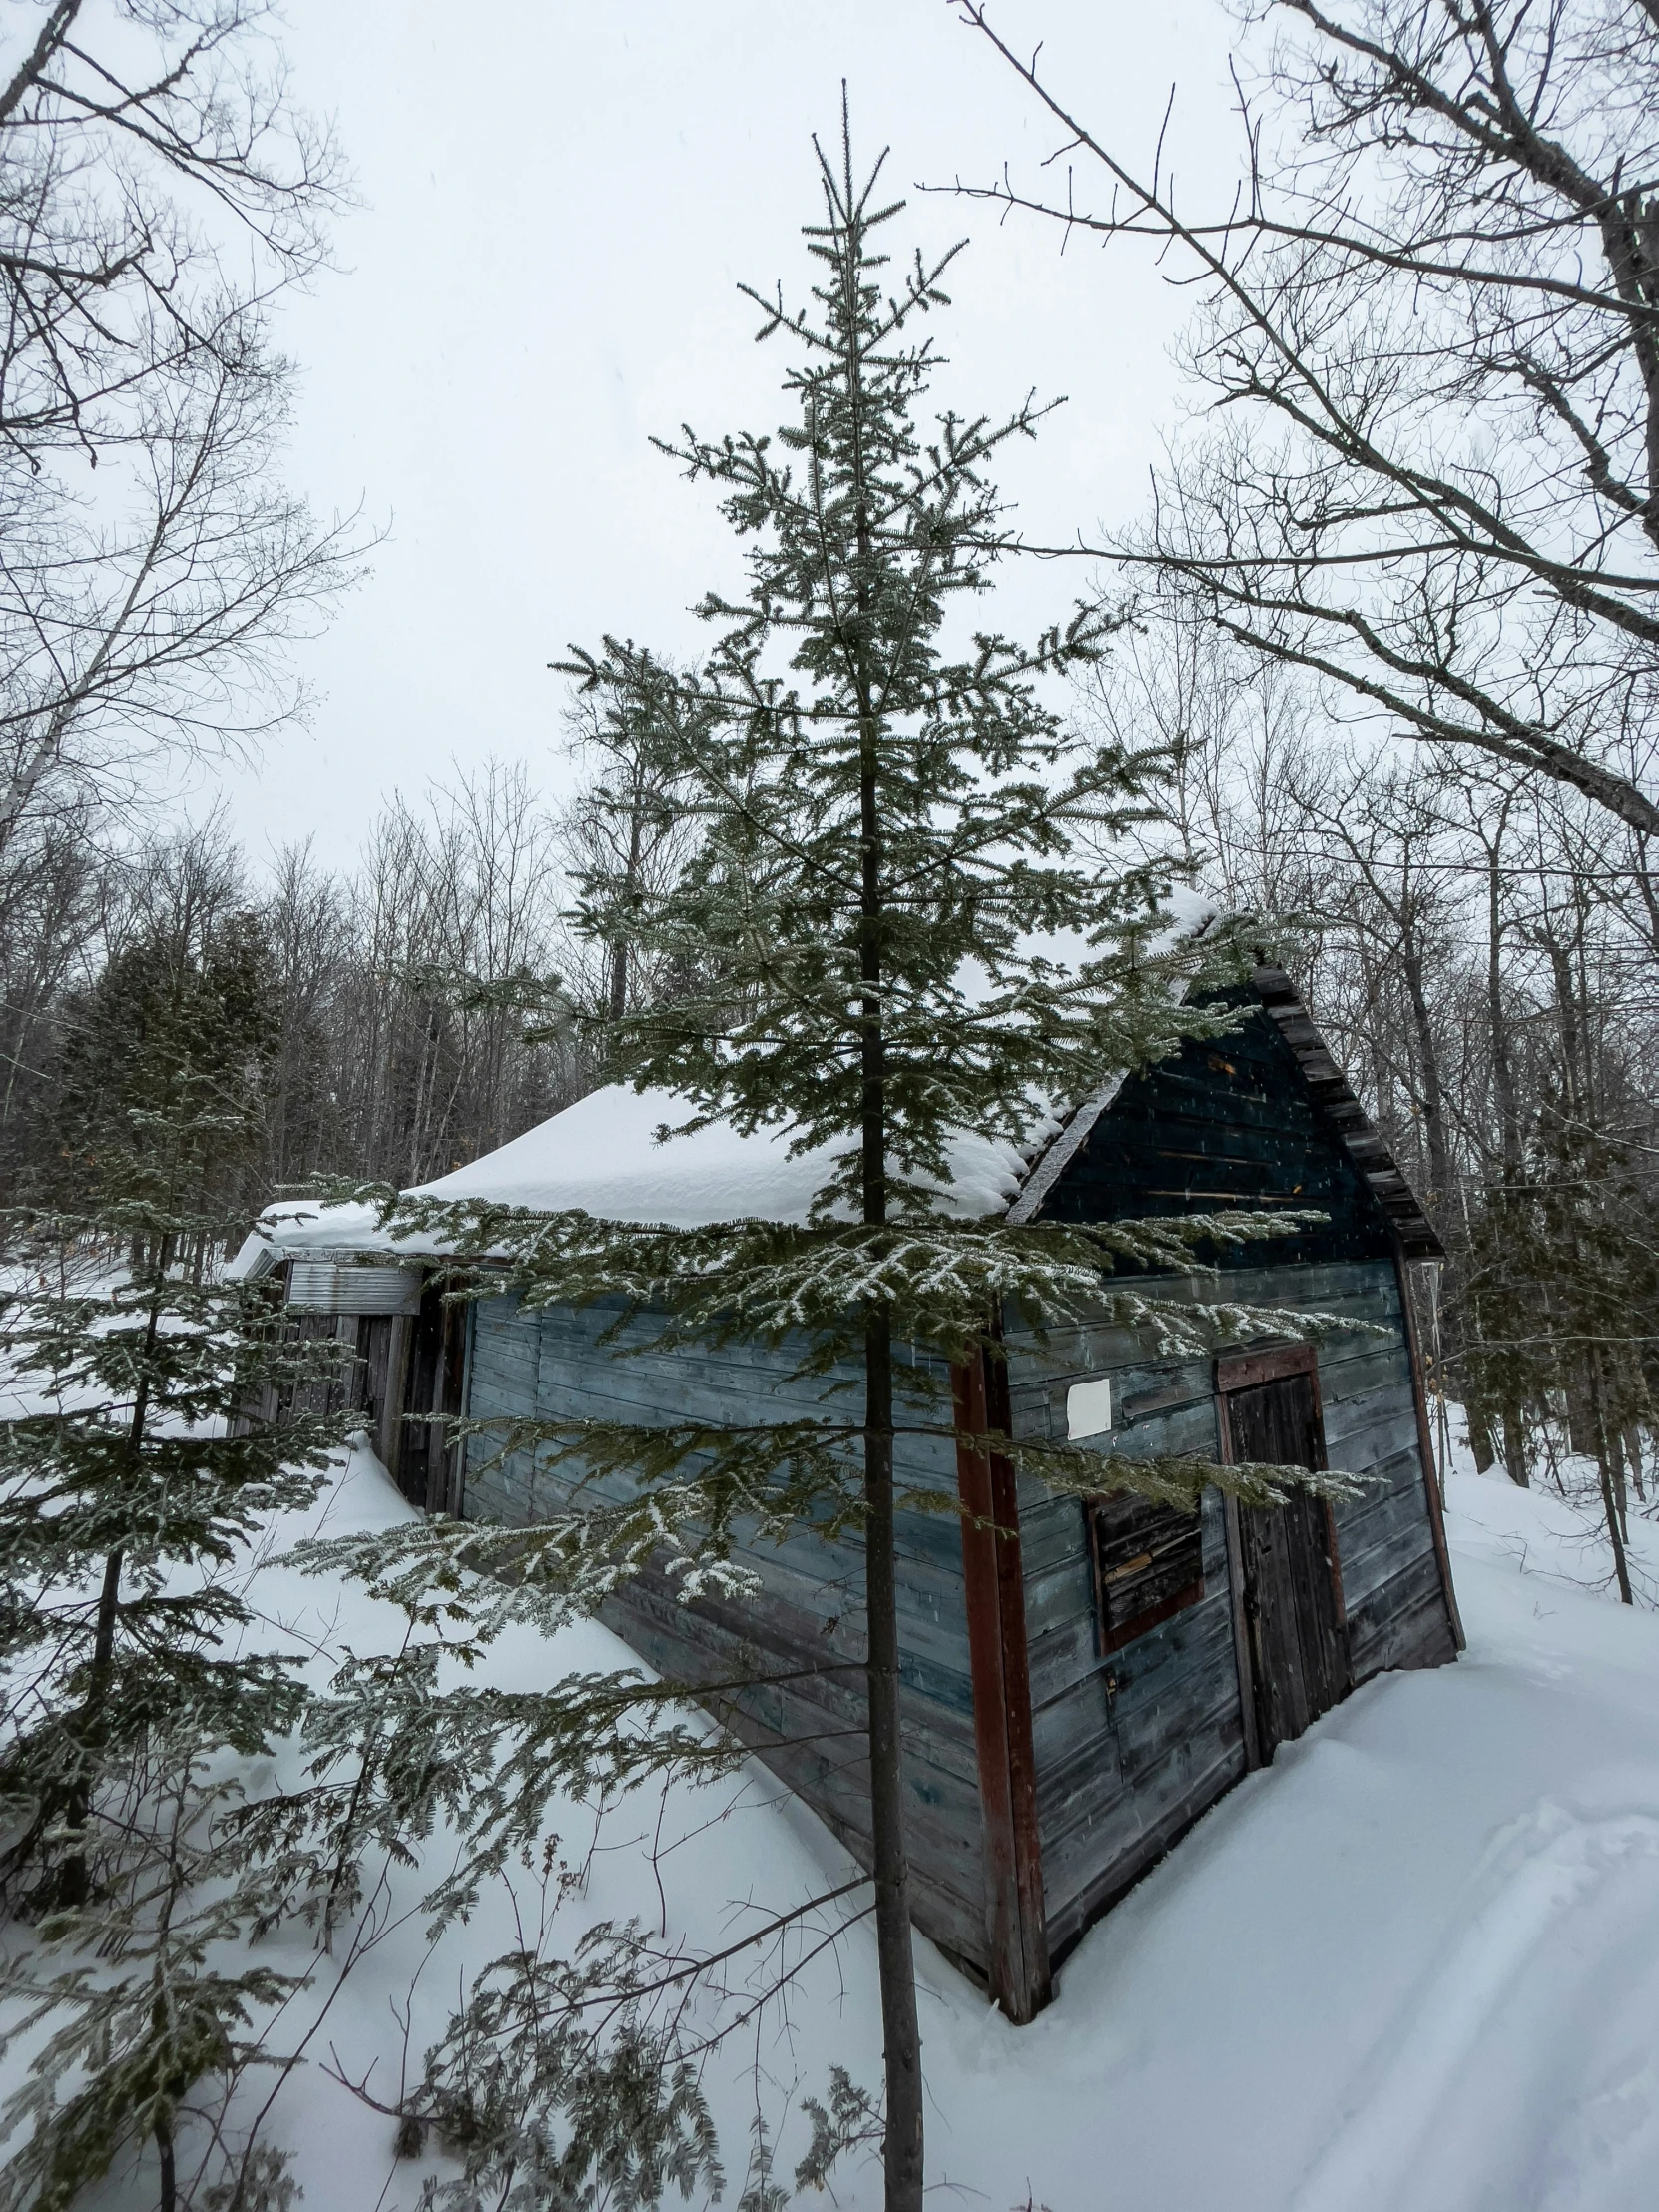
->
[0,0,1652,1542]
[2,615,1654,1528]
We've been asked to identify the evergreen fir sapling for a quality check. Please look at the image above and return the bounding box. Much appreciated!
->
[39,909,281,1247]
[1456,1180,1534,1492]
[552,118,1362,2204]
[299,111,1365,2209]
[0,917,354,2209]
[364,1856,860,2212]
[558,666,706,1027]
[0,1755,314,2212]
[1524,1094,1654,1599]
[1455,989,1658,1594]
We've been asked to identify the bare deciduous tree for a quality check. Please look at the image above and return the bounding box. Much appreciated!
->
[952,0,1659,840]
[0,2,361,852]
[321,762,580,1189]
[0,347,362,854]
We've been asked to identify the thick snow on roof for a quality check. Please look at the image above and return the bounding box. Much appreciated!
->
[235,902,1220,1269]
[419,1084,1037,1227]
[238,1084,1044,1266]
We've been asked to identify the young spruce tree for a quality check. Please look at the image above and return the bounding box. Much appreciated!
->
[555,119,1355,2203]
[326,113,1349,2209]
[331,121,1345,2212]
[0,922,349,2210]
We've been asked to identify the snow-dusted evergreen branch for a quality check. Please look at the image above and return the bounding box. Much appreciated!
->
[274,105,1391,2210]
[336,1188,1348,1370]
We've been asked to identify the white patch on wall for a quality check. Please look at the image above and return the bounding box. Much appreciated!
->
[1066,1377,1114,1440]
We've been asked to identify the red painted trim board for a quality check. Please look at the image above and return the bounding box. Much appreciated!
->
[951,1347,1051,2021]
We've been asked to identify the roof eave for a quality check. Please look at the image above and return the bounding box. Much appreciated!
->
[1250,965,1446,1262]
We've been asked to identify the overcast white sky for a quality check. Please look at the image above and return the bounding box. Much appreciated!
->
[217,0,1250,871]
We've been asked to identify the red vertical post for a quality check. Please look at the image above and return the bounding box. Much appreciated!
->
[1391,1239,1466,1652]
[952,1348,1050,2021]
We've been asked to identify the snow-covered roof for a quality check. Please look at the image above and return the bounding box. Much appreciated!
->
[230,1083,1051,1270]
[231,955,1443,1273]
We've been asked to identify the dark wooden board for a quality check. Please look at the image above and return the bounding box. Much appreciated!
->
[1038,1002,1399,1270]
[1040,1727,1250,1959]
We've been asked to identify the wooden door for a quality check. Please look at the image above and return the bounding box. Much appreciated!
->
[1225,1365,1350,1759]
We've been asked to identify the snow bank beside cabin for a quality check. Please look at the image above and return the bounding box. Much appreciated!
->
[10,1419,1659,2209]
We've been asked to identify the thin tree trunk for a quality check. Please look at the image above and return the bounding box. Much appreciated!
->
[46,1541,125,1909]
[1400,939,1450,1213]
[607,790,645,1024]
[151,1837,182,2212]
[59,1257,164,1901]
[1483,835,1533,1485]
[841,153,925,2200]
[1501,1405,1529,1491]
[1587,1355,1634,1605]
[88,1541,126,1683]
[155,2115,177,2212]
[862,1305,922,2206]
[1625,1392,1649,1503]
[855,742,924,2202]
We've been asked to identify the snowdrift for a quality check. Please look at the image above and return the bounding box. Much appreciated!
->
[7,1426,1659,2210]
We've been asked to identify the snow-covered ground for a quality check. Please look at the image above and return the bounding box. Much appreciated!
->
[13,1422,1659,2211]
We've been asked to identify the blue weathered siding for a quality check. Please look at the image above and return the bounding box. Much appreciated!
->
[1005,1256,1452,1959]
[462,1294,992,1971]
[452,980,1455,1989]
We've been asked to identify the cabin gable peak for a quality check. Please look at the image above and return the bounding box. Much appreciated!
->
[1008,964,1442,1260]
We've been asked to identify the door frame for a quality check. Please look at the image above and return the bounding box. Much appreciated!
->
[1215,1341,1347,1771]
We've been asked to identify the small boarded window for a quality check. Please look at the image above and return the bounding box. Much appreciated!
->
[1088,1492,1205,1656]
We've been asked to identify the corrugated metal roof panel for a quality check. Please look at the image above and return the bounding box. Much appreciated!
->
[286,1261,422,1316]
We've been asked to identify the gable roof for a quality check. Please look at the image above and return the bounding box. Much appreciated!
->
[1251,963,1442,1260]
[1006,964,1442,1259]
[236,964,1441,1267]
[234,1085,1045,1269]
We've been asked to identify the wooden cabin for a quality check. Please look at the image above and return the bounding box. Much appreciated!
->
[242,965,1461,2022]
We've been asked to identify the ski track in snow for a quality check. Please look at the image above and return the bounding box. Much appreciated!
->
[1285,1800,1659,2212]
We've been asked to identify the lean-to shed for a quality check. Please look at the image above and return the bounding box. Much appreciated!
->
[243,964,1462,2022]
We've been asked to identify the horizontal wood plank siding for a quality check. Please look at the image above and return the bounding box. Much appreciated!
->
[461,1293,991,1976]
[1037,999,1401,1270]
[1006,1255,1452,1957]
[450,979,1454,2000]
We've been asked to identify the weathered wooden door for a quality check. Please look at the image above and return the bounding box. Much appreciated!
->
[395,1286,469,1511]
[1224,1362,1350,1760]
